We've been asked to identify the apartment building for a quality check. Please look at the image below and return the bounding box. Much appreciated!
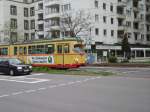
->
[44,0,150,60]
[0,0,150,60]
[0,0,44,43]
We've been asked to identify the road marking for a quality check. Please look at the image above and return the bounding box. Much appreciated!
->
[0,76,101,99]
[37,88,47,91]
[0,77,50,84]
[67,81,76,85]
[96,76,101,79]
[58,83,67,87]
[49,85,57,88]
[29,73,47,77]
[0,94,9,98]
[25,90,36,93]
[75,80,82,83]
[12,92,23,95]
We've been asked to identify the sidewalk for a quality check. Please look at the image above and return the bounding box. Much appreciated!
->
[87,63,150,68]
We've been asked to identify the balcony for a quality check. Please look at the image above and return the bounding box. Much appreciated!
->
[135,39,142,44]
[147,30,150,34]
[133,28,141,33]
[118,25,126,30]
[45,24,60,31]
[45,13,60,19]
[37,9,43,14]
[146,10,150,15]
[146,0,150,5]
[45,0,60,7]
[132,7,140,12]
[117,0,126,7]
[37,20,44,24]
[117,13,126,19]
[37,31,44,35]
[134,17,142,22]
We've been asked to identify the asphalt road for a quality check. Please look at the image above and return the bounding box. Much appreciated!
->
[80,66,150,78]
[0,67,150,112]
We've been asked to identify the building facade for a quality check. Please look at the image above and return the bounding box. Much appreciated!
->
[0,0,44,43]
[0,0,150,61]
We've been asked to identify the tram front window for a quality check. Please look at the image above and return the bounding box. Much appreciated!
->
[73,44,84,54]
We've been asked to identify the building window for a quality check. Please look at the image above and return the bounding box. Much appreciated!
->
[31,33,35,40]
[30,20,35,29]
[24,33,29,41]
[126,21,131,27]
[103,3,106,10]
[95,0,99,8]
[128,33,131,38]
[103,16,106,23]
[95,28,99,35]
[111,18,114,24]
[38,3,43,10]
[110,5,113,12]
[10,32,17,43]
[23,0,28,3]
[103,29,107,36]
[24,8,28,17]
[134,33,138,40]
[111,30,114,37]
[38,24,44,31]
[24,20,29,30]
[141,34,144,40]
[38,13,43,20]
[126,10,131,16]
[62,4,71,12]
[30,7,35,16]
[95,14,99,22]
[38,35,44,39]
[10,5,17,15]
[147,34,150,41]
[10,19,17,29]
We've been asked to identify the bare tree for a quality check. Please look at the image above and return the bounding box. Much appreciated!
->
[60,10,93,38]
[0,21,23,44]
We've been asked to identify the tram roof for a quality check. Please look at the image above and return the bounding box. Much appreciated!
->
[0,37,83,46]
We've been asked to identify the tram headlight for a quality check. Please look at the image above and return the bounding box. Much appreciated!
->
[74,58,79,64]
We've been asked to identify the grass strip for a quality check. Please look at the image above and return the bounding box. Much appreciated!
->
[32,67,114,76]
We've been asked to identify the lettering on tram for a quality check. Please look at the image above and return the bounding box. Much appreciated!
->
[29,56,54,64]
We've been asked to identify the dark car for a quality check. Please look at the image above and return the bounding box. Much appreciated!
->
[0,58,32,76]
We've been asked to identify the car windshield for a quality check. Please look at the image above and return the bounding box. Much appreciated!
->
[8,58,22,65]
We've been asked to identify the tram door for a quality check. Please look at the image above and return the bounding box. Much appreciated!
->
[55,44,70,67]
[18,46,27,63]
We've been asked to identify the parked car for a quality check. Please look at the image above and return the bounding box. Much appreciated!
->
[0,58,32,76]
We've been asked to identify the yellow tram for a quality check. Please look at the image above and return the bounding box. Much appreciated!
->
[0,38,86,68]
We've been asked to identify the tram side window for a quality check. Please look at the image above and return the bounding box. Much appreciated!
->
[57,45,63,53]
[14,47,17,55]
[0,48,8,55]
[73,44,84,53]
[37,45,45,54]
[64,44,69,53]
[47,44,54,54]
[28,46,32,54]
[19,47,23,54]
[24,47,27,54]
[28,46,36,54]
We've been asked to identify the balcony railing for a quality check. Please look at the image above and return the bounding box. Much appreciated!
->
[45,0,60,6]
[117,0,126,7]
